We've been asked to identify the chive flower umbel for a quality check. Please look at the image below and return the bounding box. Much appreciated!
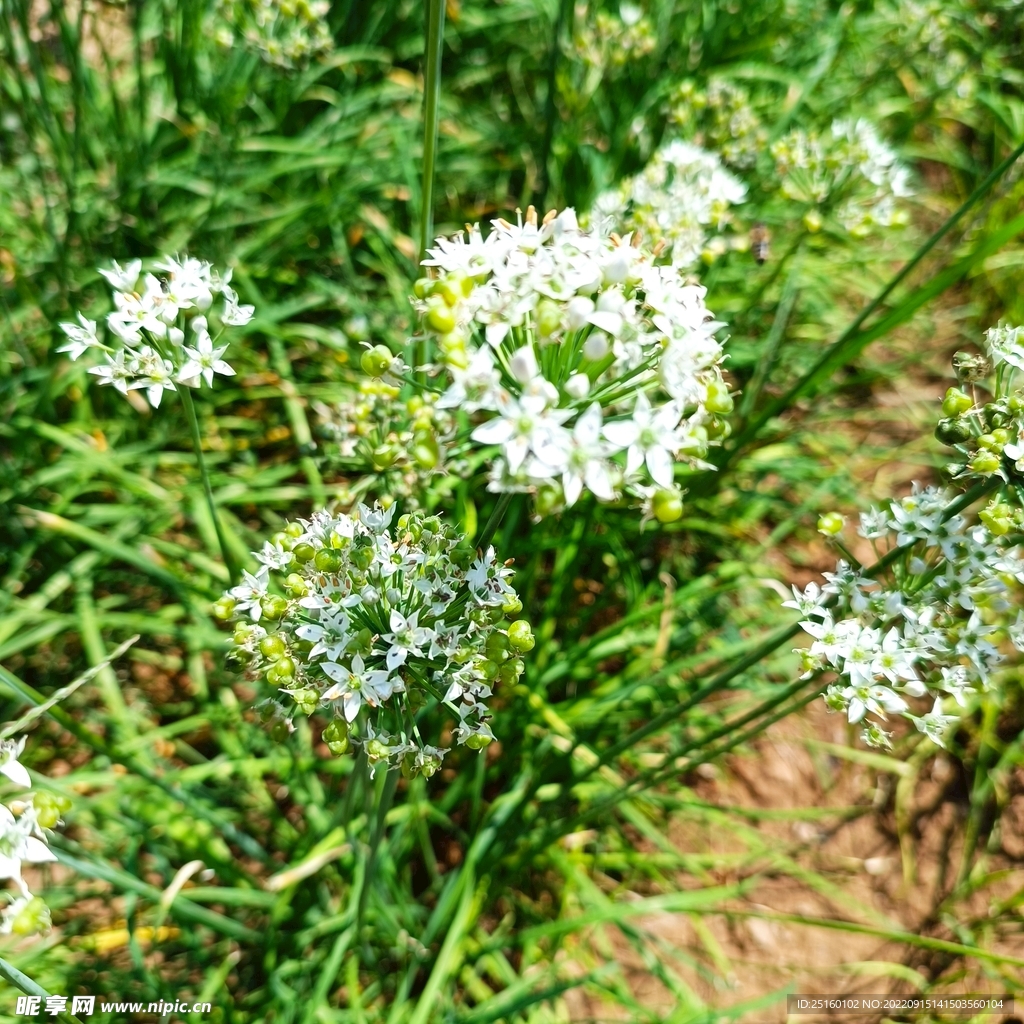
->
[218,505,531,775]
[59,256,253,409]
[412,207,734,520]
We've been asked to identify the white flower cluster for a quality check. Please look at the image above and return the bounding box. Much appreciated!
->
[59,257,253,409]
[417,208,734,518]
[771,118,912,235]
[215,0,333,69]
[786,485,1024,749]
[591,141,747,266]
[220,505,533,775]
[0,738,59,936]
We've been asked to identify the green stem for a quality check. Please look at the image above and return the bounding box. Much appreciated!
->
[418,0,446,377]
[356,766,400,925]
[0,957,85,1024]
[419,0,446,264]
[476,490,513,552]
[179,386,239,585]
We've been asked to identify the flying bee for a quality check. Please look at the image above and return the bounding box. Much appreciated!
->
[750,222,771,264]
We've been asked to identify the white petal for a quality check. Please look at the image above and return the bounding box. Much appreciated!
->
[603,421,639,450]
[646,446,674,488]
[0,761,30,789]
[23,838,56,864]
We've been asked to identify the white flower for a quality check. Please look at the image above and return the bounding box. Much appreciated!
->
[98,259,142,292]
[321,655,398,722]
[560,403,617,506]
[0,806,56,896]
[230,567,270,621]
[985,325,1024,371]
[0,738,30,789]
[179,332,236,387]
[127,348,177,408]
[603,393,683,489]
[222,287,255,326]
[57,314,101,361]
[471,393,572,476]
[911,698,959,747]
[380,609,435,671]
[88,350,135,394]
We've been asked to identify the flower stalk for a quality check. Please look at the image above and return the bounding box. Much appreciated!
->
[180,386,240,586]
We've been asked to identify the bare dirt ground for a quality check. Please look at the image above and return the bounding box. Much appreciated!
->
[563,701,1024,1023]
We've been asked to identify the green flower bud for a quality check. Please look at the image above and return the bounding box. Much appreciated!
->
[269,720,292,743]
[501,594,523,615]
[508,619,535,653]
[934,417,972,446]
[274,657,296,680]
[803,209,823,233]
[652,489,683,524]
[284,522,304,538]
[941,387,973,417]
[434,278,462,307]
[980,502,1015,537]
[535,299,562,338]
[212,596,236,620]
[969,450,1001,475]
[350,540,375,571]
[291,688,319,716]
[412,431,440,470]
[370,443,399,471]
[705,379,734,415]
[259,634,288,660]
[978,433,1003,452]
[360,344,394,378]
[484,632,510,662]
[11,897,50,936]
[465,732,491,750]
[260,595,289,621]
[816,512,845,536]
[426,300,457,335]
[314,548,342,573]
[292,542,316,564]
[33,792,71,830]
[366,739,390,761]
[285,572,308,596]
[705,415,731,439]
[323,719,350,756]
[477,659,501,682]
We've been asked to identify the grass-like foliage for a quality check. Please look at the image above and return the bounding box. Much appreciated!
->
[2,1,1024,1022]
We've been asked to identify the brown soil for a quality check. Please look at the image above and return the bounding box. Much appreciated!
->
[564,700,1024,1023]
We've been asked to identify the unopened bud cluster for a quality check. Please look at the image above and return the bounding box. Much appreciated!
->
[59,256,252,409]
[318,364,459,506]
[669,78,766,170]
[573,5,656,72]
[935,330,1024,483]
[218,505,532,773]
[215,0,333,68]
[415,207,734,519]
